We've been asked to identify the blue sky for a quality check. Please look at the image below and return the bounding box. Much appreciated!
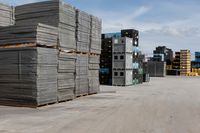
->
[1,0,200,57]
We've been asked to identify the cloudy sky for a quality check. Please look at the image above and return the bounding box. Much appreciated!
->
[1,0,200,57]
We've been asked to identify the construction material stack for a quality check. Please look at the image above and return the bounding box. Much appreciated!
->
[76,10,90,52]
[148,46,173,77]
[15,0,77,102]
[90,16,102,54]
[0,3,15,27]
[15,0,76,51]
[75,54,89,96]
[57,52,76,102]
[88,16,101,94]
[0,24,58,46]
[0,0,101,107]
[100,30,149,86]
[0,24,58,107]
[180,50,191,76]
[143,62,150,82]
[121,29,145,84]
[192,52,200,70]
[147,61,166,77]
[112,37,133,86]
[88,55,100,94]
[171,52,181,75]
[75,10,90,96]
[100,35,113,85]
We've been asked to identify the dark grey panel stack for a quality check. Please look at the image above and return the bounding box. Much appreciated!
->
[75,54,89,96]
[15,0,76,50]
[90,15,102,54]
[147,61,166,77]
[88,55,100,94]
[76,10,91,52]
[0,3,15,27]
[0,23,58,47]
[57,52,76,102]
[112,37,133,86]
[0,47,57,106]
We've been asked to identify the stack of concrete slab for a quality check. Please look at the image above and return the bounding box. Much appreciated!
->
[57,52,76,101]
[88,55,100,94]
[0,47,58,107]
[90,15,102,54]
[76,10,91,52]
[15,0,76,50]
[75,54,89,96]
[0,23,58,47]
[0,0,102,107]
[0,3,15,27]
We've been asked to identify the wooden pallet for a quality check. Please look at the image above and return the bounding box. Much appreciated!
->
[76,93,88,98]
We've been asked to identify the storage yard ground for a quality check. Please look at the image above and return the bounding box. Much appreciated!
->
[1,76,200,133]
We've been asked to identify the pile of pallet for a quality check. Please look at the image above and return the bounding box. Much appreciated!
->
[0,3,15,27]
[0,0,101,107]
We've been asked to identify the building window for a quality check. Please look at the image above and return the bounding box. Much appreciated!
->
[120,55,124,60]
[114,56,118,60]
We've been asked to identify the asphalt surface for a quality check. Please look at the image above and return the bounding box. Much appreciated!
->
[0,76,200,133]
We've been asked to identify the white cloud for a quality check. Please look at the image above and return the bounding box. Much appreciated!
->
[93,3,200,56]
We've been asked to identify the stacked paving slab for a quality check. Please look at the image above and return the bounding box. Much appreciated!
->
[0,23,58,47]
[75,54,89,96]
[0,47,58,106]
[0,3,15,27]
[0,0,101,107]
[15,0,76,50]
[89,55,100,94]
[76,10,91,52]
[57,52,76,102]
[112,37,133,86]
[90,16,102,54]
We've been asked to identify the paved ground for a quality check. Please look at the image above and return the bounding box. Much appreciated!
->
[1,76,200,133]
